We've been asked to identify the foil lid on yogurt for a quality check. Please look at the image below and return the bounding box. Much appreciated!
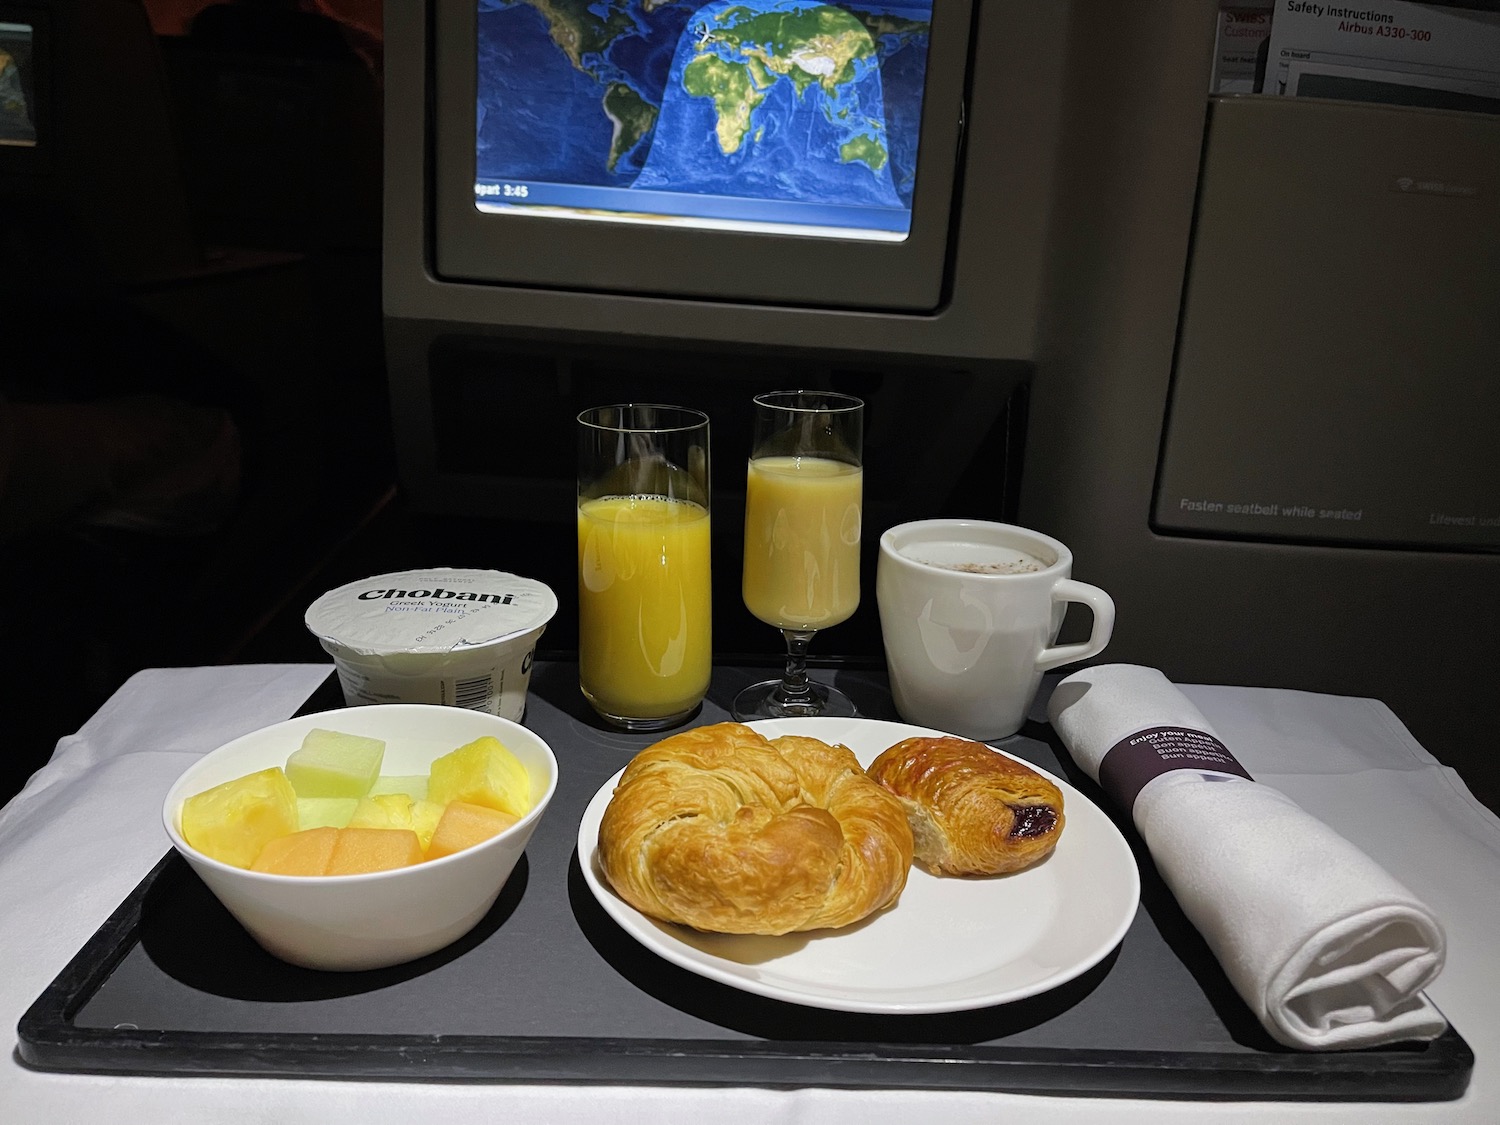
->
[305,568,558,655]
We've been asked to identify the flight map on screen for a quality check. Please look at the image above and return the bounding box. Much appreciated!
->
[474,0,935,240]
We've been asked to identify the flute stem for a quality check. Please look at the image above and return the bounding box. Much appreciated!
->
[775,629,818,709]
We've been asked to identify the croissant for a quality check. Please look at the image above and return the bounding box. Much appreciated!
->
[866,737,1065,875]
[597,722,914,935]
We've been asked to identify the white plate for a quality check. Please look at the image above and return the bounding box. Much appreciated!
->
[577,717,1140,1014]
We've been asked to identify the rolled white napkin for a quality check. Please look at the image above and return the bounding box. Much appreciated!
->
[1047,663,1448,1051]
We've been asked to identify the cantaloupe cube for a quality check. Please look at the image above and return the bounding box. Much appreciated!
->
[181,767,298,869]
[368,774,428,801]
[284,729,385,798]
[252,826,338,875]
[326,827,423,874]
[427,736,531,818]
[297,796,358,830]
[425,800,519,860]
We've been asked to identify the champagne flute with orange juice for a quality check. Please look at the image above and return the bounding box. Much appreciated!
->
[734,391,863,720]
[577,405,712,730]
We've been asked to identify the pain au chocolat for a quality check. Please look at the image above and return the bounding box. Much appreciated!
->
[866,737,1065,876]
[597,723,914,935]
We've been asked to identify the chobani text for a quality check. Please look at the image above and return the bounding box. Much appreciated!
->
[357,587,516,604]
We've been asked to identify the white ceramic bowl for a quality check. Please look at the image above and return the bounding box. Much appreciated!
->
[162,704,558,972]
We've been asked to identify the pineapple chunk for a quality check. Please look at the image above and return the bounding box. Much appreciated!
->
[284,729,385,799]
[297,796,358,830]
[410,799,445,853]
[349,793,445,852]
[252,826,338,876]
[426,800,519,861]
[348,793,415,831]
[181,767,298,869]
[368,774,429,801]
[427,736,531,818]
[326,827,424,874]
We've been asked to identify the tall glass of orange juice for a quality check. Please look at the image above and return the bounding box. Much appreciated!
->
[577,405,712,730]
[735,391,863,721]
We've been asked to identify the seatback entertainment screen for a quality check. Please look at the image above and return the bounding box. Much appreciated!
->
[474,0,935,241]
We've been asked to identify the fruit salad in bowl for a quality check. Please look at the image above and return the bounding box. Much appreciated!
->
[163,704,558,971]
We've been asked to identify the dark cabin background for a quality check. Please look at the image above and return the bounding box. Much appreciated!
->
[0,1,400,804]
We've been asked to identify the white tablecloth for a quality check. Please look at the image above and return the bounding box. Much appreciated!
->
[1,665,1497,1124]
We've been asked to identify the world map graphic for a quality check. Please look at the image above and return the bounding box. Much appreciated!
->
[474,0,933,225]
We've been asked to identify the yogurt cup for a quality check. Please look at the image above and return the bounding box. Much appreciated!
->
[305,568,557,720]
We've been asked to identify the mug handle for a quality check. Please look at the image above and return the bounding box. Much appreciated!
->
[1035,579,1116,672]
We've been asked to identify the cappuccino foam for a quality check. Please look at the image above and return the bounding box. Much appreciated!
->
[901,540,1049,575]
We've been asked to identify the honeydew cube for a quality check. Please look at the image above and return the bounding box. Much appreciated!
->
[296,796,358,830]
[427,736,531,818]
[368,774,429,801]
[252,826,338,876]
[181,767,298,869]
[425,800,519,861]
[326,827,424,875]
[284,729,385,799]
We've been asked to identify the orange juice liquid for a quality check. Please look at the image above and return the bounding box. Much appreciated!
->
[742,455,862,631]
[577,495,712,720]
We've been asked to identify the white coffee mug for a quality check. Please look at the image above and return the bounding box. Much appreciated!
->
[876,520,1115,739]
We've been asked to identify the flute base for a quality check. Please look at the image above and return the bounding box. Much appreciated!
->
[731,678,858,722]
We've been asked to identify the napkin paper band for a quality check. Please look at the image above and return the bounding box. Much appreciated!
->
[1098,724,1254,813]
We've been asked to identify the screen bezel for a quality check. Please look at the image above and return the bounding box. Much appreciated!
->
[430,0,973,312]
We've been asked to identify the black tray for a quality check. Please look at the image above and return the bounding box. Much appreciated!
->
[17,662,1474,1100]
